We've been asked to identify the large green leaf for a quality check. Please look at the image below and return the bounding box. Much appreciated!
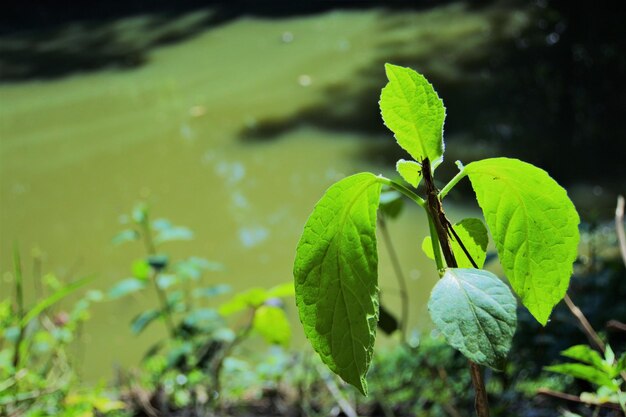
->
[380,64,446,167]
[422,218,488,269]
[294,173,383,395]
[428,268,517,369]
[465,158,580,325]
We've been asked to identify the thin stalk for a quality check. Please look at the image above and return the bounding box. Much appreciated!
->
[448,224,479,269]
[150,269,176,338]
[563,294,605,353]
[378,214,410,344]
[377,176,426,208]
[438,163,467,200]
[140,219,157,256]
[138,214,176,338]
[422,158,490,417]
[537,388,623,411]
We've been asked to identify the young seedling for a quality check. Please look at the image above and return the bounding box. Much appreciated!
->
[293,64,580,416]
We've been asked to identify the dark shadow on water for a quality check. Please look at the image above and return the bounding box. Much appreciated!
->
[0,0,462,82]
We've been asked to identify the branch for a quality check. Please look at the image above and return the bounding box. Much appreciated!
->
[563,294,605,353]
[537,388,622,411]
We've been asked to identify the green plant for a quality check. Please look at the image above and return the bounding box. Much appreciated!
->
[293,64,580,415]
[110,205,294,411]
[0,248,122,417]
[544,344,626,413]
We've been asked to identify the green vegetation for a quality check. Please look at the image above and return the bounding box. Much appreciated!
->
[0,250,123,417]
[293,64,581,413]
[1,203,624,416]
[108,205,295,412]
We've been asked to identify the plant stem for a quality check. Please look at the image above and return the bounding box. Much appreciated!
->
[563,294,605,353]
[139,217,157,256]
[378,214,410,344]
[138,213,176,338]
[427,213,445,273]
[438,163,467,200]
[537,388,623,411]
[150,270,176,338]
[377,176,426,208]
[422,158,490,417]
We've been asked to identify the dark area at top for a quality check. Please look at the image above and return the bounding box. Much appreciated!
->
[0,0,463,35]
[1,0,625,204]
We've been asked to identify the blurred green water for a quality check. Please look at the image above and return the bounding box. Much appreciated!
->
[0,4,543,381]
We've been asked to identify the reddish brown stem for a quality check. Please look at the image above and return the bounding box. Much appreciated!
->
[422,158,490,417]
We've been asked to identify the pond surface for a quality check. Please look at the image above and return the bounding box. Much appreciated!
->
[0,5,527,381]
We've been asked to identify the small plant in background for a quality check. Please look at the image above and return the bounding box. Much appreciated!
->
[109,205,294,413]
[544,344,626,414]
[0,248,123,417]
[293,64,581,416]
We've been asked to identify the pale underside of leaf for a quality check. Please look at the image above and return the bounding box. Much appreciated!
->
[428,268,517,369]
[380,64,446,167]
[294,173,382,395]
[465,158,580,325]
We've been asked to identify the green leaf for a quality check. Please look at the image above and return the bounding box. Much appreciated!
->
[253,305,291,347]
[396,159,422,188]
[156,274,178,289]
[604,344,615,366]
[450,218,489,268]
[132,259,151,280]
[545,363,614,387]
[294,172,383,395]
[561,345,606,370]
[422,218,488,268]
[155,226,194,244]
[112,229,139,245]
[183,308,220,328]
[193,284,231,299]
[130,309,161,334]
[108,278,146,299]
[465,158,580,325]
[380,64,446,167]
[421,235,438,260]
[428,268,517,369]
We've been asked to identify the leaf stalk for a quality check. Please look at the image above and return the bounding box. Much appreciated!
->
[438,163,467,199]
